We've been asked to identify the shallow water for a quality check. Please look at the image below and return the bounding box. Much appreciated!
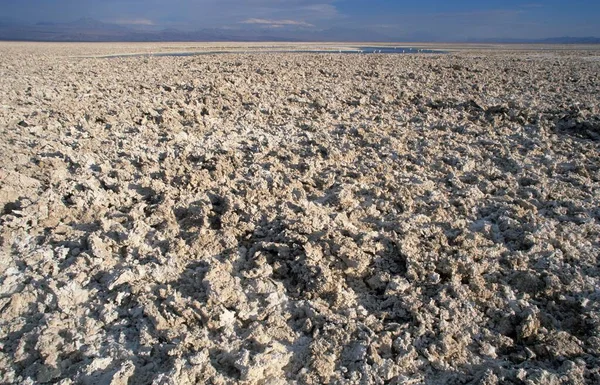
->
[101,46,446,58]
[357,46,442,54]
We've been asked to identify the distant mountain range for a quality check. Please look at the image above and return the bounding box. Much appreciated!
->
[465,36,600,44]
[0,18,599,43]
[0,18,233,42]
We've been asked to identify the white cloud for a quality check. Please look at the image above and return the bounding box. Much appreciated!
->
[242,18,314,27]
[299,3,340,19]
[112,18,154,26]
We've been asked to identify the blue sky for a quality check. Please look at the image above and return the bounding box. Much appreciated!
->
[2,1,599,39]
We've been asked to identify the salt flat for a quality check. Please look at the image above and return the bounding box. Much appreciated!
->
[0,42,599,384]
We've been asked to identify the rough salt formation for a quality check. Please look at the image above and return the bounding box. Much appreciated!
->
[0,43,599,384]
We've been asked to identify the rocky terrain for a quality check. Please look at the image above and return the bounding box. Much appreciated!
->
[0,43,599,384]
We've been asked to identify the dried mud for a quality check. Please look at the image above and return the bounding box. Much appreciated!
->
[0,43,599,384]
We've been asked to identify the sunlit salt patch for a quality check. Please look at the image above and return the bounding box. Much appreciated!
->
[55,282,90,312]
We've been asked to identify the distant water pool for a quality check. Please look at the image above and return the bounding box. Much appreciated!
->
[354,46,443,54]
[98,46,446,59]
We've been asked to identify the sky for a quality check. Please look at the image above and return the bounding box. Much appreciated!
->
[1,0,600,40]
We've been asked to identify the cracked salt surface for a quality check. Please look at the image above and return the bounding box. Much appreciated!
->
[0,42,599,384]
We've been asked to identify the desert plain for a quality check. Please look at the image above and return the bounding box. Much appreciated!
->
[0,42,599,384]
